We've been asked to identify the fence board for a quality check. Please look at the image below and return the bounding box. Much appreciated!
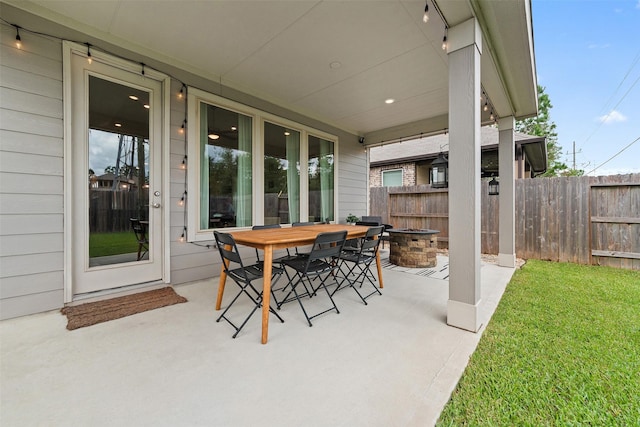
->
[370,174,640,269]
[590,182,640,269]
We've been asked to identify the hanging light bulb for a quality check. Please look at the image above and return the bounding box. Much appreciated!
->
[86,43,92,64]
[178,194,185,207]
[178,85,184,99]
[180,156,187,170]
[179,230,185,243]
[15,26,22,49]
[490,110,495,121]
[179,119,186,134]
[483,101,489,112]
[422,1,429,23]
[441,30,448,51]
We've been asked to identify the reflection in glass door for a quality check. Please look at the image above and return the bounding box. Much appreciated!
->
[88,76,151,267]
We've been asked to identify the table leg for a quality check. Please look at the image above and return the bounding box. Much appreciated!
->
[261,245,273,344]
[375,250,384,288]
[215,244,231,310]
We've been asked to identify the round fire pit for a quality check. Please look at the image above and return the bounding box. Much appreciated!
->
[388,228,439,268]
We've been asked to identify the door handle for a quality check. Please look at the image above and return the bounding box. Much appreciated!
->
[152,203,161,208]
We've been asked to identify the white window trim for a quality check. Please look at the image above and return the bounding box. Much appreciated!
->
[186,87,338,242]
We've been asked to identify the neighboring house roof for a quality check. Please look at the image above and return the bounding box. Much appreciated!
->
[370,126,547,175]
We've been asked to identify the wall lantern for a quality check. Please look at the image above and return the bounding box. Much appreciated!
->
[488,176,499,195]
[431,152,448,188]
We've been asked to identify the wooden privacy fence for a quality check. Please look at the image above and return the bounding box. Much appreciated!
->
[370,174,640,269]
[89,190,148,233]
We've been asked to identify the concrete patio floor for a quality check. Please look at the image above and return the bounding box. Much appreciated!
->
[0,254,516,426]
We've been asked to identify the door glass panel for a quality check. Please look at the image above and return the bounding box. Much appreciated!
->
[264,122,300,224]
[88,76,150,267]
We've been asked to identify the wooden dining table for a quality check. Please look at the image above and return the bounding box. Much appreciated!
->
[215,224,384,344]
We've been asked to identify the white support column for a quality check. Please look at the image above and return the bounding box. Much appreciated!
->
[498,117,516,268]
[447,18,482,332]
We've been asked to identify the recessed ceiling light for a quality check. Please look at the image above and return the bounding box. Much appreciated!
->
[231,126,237,131]
[208,133,220,140]
[385,98,395,104]
[284,131,291,136]
[129,95,139,101]
[115,123,122,127]
[143,104,150,109]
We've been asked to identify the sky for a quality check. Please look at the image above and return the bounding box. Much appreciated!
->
[532,0,640,175]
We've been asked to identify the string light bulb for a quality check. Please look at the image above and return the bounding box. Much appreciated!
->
[422,1,429,23]
[441,28,448,51]
[179,119,186,134]
[483,101,489,112]
[180,155,187,170]
[86,43,92,64]
[15,26,22,49]
[490,110,495,121]
[178,84,185,99]
[179,229,186,243]
[178,192,186,207]
[140,62,145,77]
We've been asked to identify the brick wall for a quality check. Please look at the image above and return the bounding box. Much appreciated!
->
[369,162,416,187]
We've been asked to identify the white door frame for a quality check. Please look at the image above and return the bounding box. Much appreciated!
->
[63,42,171,302]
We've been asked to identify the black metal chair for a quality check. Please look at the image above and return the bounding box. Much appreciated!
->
[129,218,149,261]
[361,216,393,248]
[335,226,384,304]
[278,230,347,326]
[214,231,285,338]
[251,224,302,300]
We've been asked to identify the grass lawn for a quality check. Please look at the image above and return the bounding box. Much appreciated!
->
[437,260,640,426]
[89,231,139,258]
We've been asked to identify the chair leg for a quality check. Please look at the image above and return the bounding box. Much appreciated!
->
[334,259,382,305]
[217,279,284,338]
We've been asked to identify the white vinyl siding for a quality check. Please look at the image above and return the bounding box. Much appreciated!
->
[0,26,64,319]
[0,23,369,317]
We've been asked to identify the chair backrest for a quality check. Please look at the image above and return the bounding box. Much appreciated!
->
[361,216,382,225]
[252,224,282,230]
[308,230,347,262]
[130,218,147,242]
[360,226,384,252]
[251,224,282,261]
[292,221,314,227]
[214,231,244,271]
[355,221,379,227]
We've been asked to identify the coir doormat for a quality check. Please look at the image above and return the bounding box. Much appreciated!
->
[61,287,187,330]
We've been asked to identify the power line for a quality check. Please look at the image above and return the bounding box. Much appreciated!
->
[585,135,640,175]
[582,73,640,147]
[581,48,640,147]
[596,48,640,116]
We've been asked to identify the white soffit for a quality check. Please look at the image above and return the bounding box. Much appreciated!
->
[8,0,536,136]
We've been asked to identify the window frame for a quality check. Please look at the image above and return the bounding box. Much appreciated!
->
[382,168,403,187]
[186,87,338,242]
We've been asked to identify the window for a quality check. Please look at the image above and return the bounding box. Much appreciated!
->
[264,122,300,225]
[187,89,338,241]
[308,135,334,222]
[382,169,402,187]
[199,103,253,229]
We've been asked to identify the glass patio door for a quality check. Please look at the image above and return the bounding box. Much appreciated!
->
[69,49,164,296]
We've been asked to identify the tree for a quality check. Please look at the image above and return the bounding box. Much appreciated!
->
[515,85,583,176]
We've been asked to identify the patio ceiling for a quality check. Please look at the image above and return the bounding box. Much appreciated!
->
[3,0,537,142]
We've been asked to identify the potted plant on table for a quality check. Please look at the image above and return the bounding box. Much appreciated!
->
[346,213,359,225]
